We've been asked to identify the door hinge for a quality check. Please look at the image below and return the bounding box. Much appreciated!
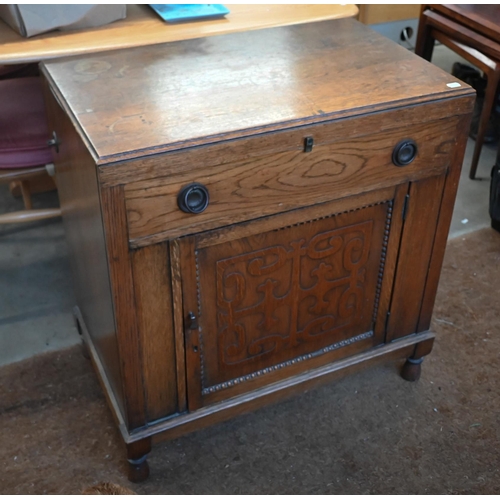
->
[402,194,410,221]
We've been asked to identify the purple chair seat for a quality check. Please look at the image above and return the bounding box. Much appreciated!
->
[0,77,53,169]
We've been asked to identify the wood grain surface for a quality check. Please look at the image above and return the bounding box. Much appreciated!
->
[100,186,147,430]
[41,79,126,423]
[124,115,458,246]
[417,113,473,332]
[178,237,203,412]
[40,15,475,473]
[98,97,474,188]
[131,244,178,421]
[40,19,474,164]
[386,175,446,342]
[135,332,434,446]
[183,200,392,408]
[0,4,358,65]
[168,240,187,413]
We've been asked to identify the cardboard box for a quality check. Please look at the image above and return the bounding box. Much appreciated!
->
[0,4,126,38]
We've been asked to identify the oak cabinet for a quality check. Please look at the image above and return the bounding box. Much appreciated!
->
[41,18,474,482]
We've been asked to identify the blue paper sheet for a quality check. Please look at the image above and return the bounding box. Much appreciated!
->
[149,5,230,23]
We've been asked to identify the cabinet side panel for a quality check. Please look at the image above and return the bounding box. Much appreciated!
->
[100,185,147,430]
[417,111,474,332]
[131,244,178,421]
[386,174,446,341]
[42,81,126,420]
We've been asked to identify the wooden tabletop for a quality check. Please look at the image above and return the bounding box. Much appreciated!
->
[0,4,358,65]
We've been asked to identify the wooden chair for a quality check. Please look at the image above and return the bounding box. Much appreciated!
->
[416,5,500,180]
[0,76,61,224]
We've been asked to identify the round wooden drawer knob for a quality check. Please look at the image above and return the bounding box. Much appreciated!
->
[177,183,210,214]
[393,139,418,166]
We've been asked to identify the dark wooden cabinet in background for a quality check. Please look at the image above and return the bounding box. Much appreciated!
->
[41,18,474,482]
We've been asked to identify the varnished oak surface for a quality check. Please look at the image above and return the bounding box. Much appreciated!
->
[42,17,475,481]
[41,19,474,165]
[41,80,126,422]
[417,114,472,332]
[0,4,357,65]
[135,332,435,445]
[99,97,474,189]
[131,244,178,421]
[124,114,459,245]
[184,198,393,408]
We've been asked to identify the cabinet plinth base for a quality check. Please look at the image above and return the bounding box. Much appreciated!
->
[76,304,436,482]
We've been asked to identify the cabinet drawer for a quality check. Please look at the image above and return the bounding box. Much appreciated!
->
[124,114,459,247]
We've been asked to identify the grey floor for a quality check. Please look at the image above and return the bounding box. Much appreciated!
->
[0,45,494,367]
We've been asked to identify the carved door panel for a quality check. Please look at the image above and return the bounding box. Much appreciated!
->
[179,188,406,410]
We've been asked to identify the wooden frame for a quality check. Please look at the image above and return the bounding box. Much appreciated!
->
[0,165,61,224]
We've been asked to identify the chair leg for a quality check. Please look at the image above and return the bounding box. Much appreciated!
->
[415,11,435,61]
[0,163,61,225]
[20,180,32,209]
[470,70,500,180]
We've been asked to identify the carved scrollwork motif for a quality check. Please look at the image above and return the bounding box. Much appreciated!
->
[216,221,374,366]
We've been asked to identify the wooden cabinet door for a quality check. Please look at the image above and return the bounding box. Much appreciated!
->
[179,186,407,410]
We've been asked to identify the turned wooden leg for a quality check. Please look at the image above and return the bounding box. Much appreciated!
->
[20,180,33,210]
[401,357,423,382]
[401,336,434,382]
[414,10,435,61]
[128,456,149,483]
[127,439,152,483]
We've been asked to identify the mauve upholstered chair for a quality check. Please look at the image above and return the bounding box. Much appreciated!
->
[0,75,61,223]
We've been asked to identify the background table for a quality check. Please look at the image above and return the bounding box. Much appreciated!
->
[0,4,358,199]
[0,4,358,65]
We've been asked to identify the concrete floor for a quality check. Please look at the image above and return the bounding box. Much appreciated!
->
[0,45,495,367]
[0,191,78,366]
